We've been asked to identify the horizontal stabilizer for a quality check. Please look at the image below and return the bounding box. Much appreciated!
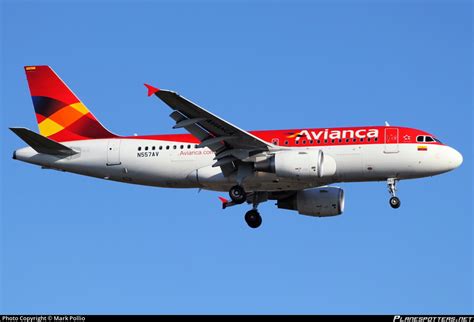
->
[10,127,78,156]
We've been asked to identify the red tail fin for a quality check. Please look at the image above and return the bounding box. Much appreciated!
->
[24,66,116,142]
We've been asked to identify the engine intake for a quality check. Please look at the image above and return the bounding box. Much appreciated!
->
[277,187,344,217]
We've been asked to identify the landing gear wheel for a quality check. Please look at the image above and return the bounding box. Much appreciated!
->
[389,196,401,209]
[229,185,246,204]
[387,178,401,209]
[245,210,262,229]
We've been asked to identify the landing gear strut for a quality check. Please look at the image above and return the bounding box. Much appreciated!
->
[387,178,401,209]
[244,192,265,228]
[229,185,246,204]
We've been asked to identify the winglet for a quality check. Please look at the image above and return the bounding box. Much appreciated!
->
[218,196,229,209]
[144,84,160,96]
[218,196,228,204]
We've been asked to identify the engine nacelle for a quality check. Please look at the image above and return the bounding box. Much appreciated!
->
[255,150,336,180]
[277,187,344,217]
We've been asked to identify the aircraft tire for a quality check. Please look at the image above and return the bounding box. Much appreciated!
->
[229,185,246,204]
[389,196,401,209]
[245,210,262,228]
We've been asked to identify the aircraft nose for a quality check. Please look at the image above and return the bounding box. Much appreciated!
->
[446,146,463,170]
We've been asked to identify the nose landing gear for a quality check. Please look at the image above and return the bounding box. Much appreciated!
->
[389,196,401,208]
[387,178,401,209]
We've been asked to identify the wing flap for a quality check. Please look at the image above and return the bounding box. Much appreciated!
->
[169,111,224,151]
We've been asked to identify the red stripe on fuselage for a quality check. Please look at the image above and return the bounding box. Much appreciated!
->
[123,126,443,147]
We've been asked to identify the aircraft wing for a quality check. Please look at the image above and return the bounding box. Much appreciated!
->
[146,85,273,175]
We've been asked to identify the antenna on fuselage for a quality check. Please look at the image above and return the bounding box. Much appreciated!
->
[385,121,390,126]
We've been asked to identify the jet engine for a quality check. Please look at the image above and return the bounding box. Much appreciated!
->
[277,187,344,217]
[254,150,336,180]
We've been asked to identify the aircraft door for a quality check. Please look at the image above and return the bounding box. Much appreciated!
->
[384,128,399,153]
[107,139,121,165]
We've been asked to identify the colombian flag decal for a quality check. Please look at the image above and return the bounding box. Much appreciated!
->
[418,146,428,151]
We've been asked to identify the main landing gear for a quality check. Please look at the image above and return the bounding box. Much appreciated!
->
[245,209,262,229]
[387,178,401,209]
[227,185,263,228]
[229,185,246,204]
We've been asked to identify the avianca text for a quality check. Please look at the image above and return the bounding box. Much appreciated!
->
[294,129,379,141]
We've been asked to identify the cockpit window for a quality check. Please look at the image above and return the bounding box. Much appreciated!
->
[416,135,439,143]
[434,138,442,144]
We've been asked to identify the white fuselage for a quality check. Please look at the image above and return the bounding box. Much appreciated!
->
[13,138,462,192]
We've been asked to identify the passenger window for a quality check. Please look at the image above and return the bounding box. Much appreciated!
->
[284,140,289,145]
[152,146,155,150]
[195,144,198,148]
[302,140,306,145]
[166,146,170,150]
[187,144,191,149]
[173,145,177,149]
[138,147,141,151]
[159,146,163,150]
[295,141,299,145]
[180,145,184,149]
[425,136,434,142]
[346,139,349,143]
[145,146,148,151]
[309,140,313,144]
[353,138,357,142]
[367,138,371,142]
[374,138,378,142]
[317,140,320,144]
[324,139,328,143]
[416,136,424,142]
[360,138,364,142]
[338,139,342,143]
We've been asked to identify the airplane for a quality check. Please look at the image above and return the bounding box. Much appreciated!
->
[11,66,463,228]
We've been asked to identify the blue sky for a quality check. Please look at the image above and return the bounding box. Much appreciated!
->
[1,0,472,314]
